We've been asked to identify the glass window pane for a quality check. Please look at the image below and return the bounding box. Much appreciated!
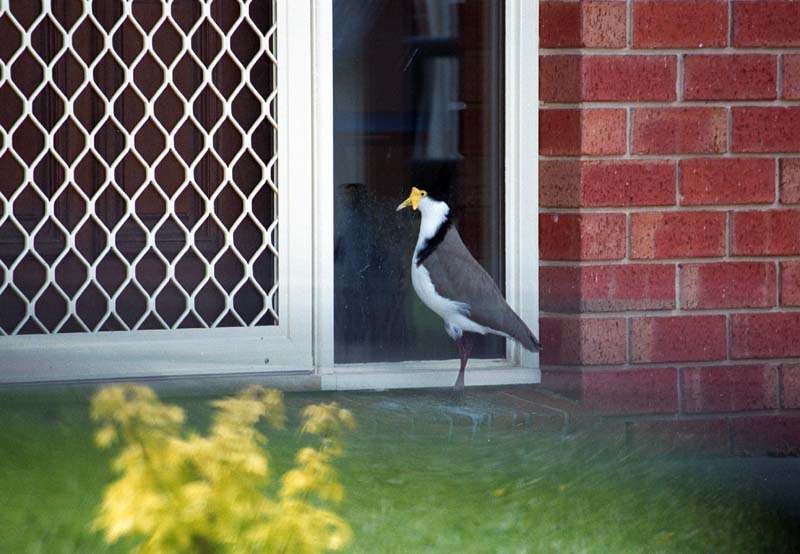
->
[333,0,504,363]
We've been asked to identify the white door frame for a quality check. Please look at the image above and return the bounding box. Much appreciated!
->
[312,0,540,390]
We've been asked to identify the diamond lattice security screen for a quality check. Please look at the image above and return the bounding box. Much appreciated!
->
[0,0,278,336]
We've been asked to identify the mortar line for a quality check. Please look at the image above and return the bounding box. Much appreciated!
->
[543,359,797,371]
[540,305,800,317]
[626,0,633,49]
[726,313,732,360]
[541,100,800,108]
[540,47,800,55]
[726,106,733,154]
[540,256,800,266]
[725,211,732,257]
[626,107,633,158]
[540,204,798,214]
[727,0,734,47]
[626,315,632,365]
[540,153,800,161]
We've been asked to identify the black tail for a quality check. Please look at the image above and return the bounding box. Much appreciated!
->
[530,332,542,352]
[506,311,542,353]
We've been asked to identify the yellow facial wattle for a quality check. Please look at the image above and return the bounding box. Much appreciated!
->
[395,187,428,211]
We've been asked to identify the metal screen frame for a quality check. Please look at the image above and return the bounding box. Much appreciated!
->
[0,1,315,384]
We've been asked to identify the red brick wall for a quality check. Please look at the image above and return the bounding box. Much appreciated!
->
[538,0,800,453]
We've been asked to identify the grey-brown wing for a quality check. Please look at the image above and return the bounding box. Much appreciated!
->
[422,227,540,351]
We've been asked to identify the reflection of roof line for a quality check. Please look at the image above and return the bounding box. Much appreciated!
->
[333,110,466,134]
[334,111,420,133]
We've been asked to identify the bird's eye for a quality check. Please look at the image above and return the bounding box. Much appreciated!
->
[421,191,427,197]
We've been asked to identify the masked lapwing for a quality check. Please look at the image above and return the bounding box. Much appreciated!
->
[396,186,541,390]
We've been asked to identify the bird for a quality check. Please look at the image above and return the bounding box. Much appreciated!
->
[396,185,541,390]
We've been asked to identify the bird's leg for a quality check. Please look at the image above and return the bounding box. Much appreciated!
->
[454,332,475,390]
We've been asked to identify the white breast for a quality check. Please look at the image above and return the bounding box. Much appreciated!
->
[411,259,492,340]
[410,196,493,340]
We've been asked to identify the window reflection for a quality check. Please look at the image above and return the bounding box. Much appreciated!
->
[333,0,504,363]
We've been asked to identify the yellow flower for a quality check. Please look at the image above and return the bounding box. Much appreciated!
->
[92,385,353,554]
[302,403,356,436]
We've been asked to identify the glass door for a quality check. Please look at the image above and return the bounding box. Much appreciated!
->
[332,0,506,364]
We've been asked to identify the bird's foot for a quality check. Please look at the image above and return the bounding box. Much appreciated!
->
[447,367,465,403]
[447,386,465,404]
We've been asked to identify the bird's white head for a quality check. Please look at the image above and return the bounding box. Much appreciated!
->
[396,186,451,241]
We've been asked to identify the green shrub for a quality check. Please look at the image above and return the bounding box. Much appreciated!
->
[91,385,355,554]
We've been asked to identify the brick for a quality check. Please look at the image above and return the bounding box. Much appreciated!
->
[581,1,628,48]
[682,365,778,414]
[732,107,800,153]
[632,108,727,155]
[780,158,800,204]
[539,56,581,103]
[540,55,677,103]
[633,1,728,48]
[732,416,800,456]
[684,55,777,101]
[781,364,800,409]
[680,262,776,310]
[539,317,626,365]
[540,264,675,313]
[733,1,800,47]
[539,109,627,156]
[628,419,729,456]
[731,313,800,359]
[539,213,626,261]
[540,160,675,208]
[630,211,726,259]
[784,55,800,100]
[582,368,678,415]
[540,369,584,400]
[631,315,727,363]
[539,1,627,49]
[780,262,800,306]
[680,158,775,206]
[732,210,800,256]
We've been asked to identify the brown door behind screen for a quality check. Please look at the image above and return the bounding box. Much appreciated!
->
[0,1,277,335]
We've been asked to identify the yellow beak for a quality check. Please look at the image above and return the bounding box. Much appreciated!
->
[396,187,425,211]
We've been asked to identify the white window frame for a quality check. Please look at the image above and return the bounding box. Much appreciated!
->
[312,0,540,390]
[0,0,538,388]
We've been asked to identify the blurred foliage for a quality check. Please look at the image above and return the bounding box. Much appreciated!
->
[91,385,355,554]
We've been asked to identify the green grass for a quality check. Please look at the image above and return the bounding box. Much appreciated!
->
[1,389,798,554]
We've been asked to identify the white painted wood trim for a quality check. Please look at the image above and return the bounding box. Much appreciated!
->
[314,0,540,388]
[312,0,336,371]
[322,361,540,391]
[0,327,311,384]
[279,0,315,364]
[505,0,541,370]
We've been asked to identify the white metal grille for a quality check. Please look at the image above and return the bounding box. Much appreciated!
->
[0,0,278,335]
